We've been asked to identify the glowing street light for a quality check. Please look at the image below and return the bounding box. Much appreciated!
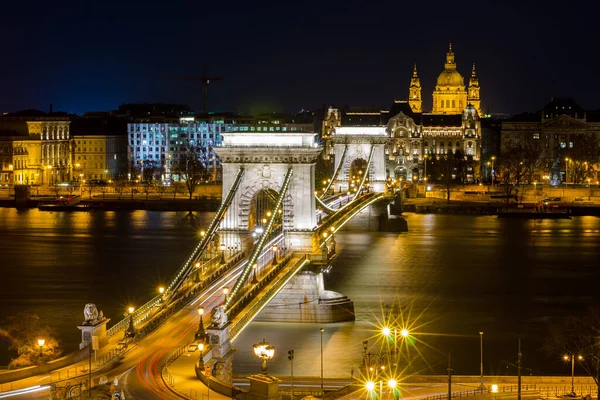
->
[365,381,376,391]
[400,328,409,338]
[158,286,165,294]
[253,338,275,374]
[195,306,206,341]
[38,339,45,357]
[223,287,229,303]
[564,354,583,394]
[125,307,136,340]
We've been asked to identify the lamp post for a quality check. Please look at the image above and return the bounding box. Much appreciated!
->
[320,328,324,390]
[251,264,259,284]
[490,156,496,187]
[288,350,295,399]
[272,245,278,266]
[219,243,226,264]
[38,339,45,357]
[564,354,583,394]
[223,287,229,303]
[479,332,484,390]
[565,158,570,187]
[195,306,206,341]
[252,338,275,374]
[125,307,135,342]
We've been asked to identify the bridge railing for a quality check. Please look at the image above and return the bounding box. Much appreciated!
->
[107,251,245,339]
[229,254,309,342]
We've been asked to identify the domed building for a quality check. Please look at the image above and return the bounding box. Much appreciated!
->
[409,43,482,117]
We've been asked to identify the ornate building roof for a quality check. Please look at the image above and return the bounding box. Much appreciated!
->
[435,43,465,88]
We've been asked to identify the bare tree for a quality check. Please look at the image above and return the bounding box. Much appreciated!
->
[115,181,125,200]
[523,141,547,183]
[99,185,108,200]
[440,153,457,204]
[566,134,600,184]
[84,183,94,200]
[157,183,167,200]
[545,307,600,400]
[499,144,528,203]
[171,183,182,199]
[142,183,153,200]
[175,145,208,200]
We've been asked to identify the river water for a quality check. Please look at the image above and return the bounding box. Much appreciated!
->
[1,209,599,378]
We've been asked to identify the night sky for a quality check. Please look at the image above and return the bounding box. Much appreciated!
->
[1,0,599,115]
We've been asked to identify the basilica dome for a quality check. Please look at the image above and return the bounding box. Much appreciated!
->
[436,69,465,87]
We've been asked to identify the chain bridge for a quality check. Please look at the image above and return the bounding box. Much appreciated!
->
[103,128,405,392]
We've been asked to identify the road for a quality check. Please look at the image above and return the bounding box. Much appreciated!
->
[1,234,288,400]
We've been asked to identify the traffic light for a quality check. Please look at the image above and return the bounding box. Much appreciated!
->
[288,350,294,361]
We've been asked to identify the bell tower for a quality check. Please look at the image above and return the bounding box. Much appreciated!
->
[408,63,422,113]
[468,63,482,117]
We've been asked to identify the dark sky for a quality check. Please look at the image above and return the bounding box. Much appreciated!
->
[1,0,599,115]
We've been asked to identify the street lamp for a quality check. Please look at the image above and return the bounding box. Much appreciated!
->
[196,306,206,341]
[479,332,484,390]
[158,286,165,295]
[38,339,45,357]
[223,287,229,303]
[125,307,136,340]
[252,338,275,374]
[564,354,583,394]
[219,243,226,264]
[272,245,278,266]
[251,263,259,284]
[565,158,571,187]
[320,328,325,390]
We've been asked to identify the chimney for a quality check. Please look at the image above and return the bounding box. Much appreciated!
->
[49,104,53,113]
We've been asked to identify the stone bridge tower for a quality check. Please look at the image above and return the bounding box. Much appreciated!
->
[215,131,322,252]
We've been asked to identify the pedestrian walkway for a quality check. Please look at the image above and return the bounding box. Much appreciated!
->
[164,352,229,400]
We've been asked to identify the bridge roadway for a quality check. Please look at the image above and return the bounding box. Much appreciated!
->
[1,192,384,399]
[2,239,287,400]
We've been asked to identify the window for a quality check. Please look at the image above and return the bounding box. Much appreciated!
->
[452,100,455,108]
[569,141,574,148]
[533,133,540,139]
[560,142,566,148]
[446,100,450,108]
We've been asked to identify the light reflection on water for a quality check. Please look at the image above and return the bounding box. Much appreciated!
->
[233,214,600,378]
[1,210,600,378]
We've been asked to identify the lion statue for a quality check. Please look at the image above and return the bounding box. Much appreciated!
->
[83,303,99,324]
[211,306,228,328]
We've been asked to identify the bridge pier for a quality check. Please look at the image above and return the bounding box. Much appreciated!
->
[254,270,355,323]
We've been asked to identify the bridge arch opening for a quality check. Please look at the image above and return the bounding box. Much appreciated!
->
[348,158,368,190]
[248,188,280,233]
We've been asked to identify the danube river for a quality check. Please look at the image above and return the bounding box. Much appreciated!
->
[1,209,599,378]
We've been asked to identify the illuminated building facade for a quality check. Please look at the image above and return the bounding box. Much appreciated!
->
[0,111,71,185]
[501,98,600,183]
[128,115,313,181]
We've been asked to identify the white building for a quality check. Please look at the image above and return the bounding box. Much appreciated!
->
[127,115,314,182]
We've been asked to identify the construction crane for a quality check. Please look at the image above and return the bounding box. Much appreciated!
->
[171,66,223,113]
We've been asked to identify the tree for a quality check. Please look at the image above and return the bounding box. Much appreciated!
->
[142,183,155,200]
[176,146,208,200]
[499,144,528,203]
[545,307,600,400]
[98,185,108,200]
[566,134,600,184]
[115,181,125,200]
[523,141,547,184]
[157,182,167,200]
[440,153,457,204]
[141,160,158,183]
[5,313,62,368]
